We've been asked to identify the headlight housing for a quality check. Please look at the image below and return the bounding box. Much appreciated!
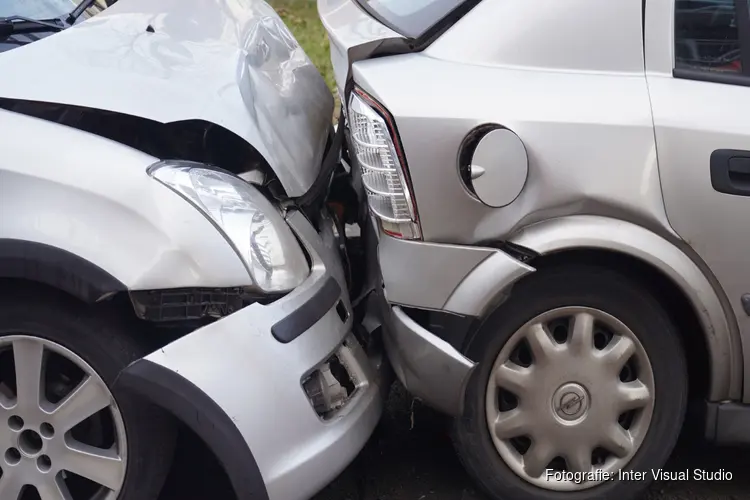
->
[149,161,309,293]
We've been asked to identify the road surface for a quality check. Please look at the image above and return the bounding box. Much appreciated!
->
[159,382,750,499]
[313,384,750,500]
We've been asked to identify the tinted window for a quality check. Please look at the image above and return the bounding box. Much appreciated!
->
[356,0,472,39]
[675,0,741,73]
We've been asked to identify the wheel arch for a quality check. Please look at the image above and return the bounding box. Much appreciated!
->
[113,359,270,500]
[509,215,743,402]
[521,248,709,403]
[0,238,127,304]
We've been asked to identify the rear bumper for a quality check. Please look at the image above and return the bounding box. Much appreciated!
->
[382,305,475,416]
[115,210,385,500]
[377,232,534,317]
[375,230,535,417]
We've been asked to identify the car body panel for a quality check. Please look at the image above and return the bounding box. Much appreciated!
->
[378,232,534,317]
[645,0,750,401]
[317,0,403,95]
[0,0,333,196]
[114,358,271,500]
[129,210,384,500]
[351,53,674,245]
[442,247,535,317]
[0,108,252,290]
[384,305,475,416]
[645,0,675,76]
[510,215,743,402]
[342,0,671,246]
[427,0,644,73]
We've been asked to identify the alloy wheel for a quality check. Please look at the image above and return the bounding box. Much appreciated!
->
[0,335,127,500]
[485,306,654,491]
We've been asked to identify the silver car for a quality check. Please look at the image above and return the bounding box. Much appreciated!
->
[0,1,385,500]
[320,0,749,498]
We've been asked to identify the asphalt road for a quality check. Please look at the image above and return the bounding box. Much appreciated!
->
[312,383,750,500]
[159,382,750,500]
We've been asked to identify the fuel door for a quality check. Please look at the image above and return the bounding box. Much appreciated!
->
[459,126,528,208]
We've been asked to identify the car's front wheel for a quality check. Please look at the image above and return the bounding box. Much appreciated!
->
[453,264,688,500]
[0,289,175,500]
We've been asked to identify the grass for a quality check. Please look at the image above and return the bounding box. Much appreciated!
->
[269,0,340,116]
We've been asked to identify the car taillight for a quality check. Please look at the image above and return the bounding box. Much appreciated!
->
[347,88,421,240]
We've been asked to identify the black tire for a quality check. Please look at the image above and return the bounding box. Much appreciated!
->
[0,288,176,500]
[452,264,688,500]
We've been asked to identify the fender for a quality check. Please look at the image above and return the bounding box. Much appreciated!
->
[0,239,125,303]
[114,359,269,500]
[509,215,743,402]
[0,109,252,292]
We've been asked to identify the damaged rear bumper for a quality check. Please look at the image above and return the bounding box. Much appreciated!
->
[373,225,535,417]
[382,305,476,417]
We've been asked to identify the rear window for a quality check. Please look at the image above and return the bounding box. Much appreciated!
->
[355,0,473,39]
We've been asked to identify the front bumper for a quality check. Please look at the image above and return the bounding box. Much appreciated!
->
[114,210,385,500]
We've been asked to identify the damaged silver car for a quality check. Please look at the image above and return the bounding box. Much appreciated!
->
[0,1,386,499]
[320,0,750,499]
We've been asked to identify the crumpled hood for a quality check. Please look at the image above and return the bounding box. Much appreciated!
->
[0,0,334,196]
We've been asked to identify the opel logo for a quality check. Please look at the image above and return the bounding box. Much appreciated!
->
[558,392,585,416]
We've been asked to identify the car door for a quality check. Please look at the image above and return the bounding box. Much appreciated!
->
[646,0,750,398]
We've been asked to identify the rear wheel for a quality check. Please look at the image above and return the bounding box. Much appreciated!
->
[0,291,175,500]
[453,265,687,500]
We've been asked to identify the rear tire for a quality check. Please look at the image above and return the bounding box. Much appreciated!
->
[452,265,687,500]
[0,289,176,500]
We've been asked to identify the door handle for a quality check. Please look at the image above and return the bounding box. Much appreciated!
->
[711,149,750,196]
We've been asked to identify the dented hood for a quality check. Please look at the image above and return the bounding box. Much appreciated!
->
[0,0,334,196]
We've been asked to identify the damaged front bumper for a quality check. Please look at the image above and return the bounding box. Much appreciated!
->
[114,210,386,500]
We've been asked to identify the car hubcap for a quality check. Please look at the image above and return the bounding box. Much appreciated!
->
[485,307,654,491]
[552,382,589,422]
[0,336,127,500]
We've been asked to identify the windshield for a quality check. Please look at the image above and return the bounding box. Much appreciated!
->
[0,0,106,20]
[355,0,477,39]
[0,0,108,53]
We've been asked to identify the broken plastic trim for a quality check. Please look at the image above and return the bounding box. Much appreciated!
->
[497,241,540,263]
[129,287,283,323]
[302,336,362,420]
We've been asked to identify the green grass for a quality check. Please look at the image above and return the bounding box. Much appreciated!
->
[270,0,339,115]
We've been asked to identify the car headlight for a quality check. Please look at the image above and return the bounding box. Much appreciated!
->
[149,161,309,293]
